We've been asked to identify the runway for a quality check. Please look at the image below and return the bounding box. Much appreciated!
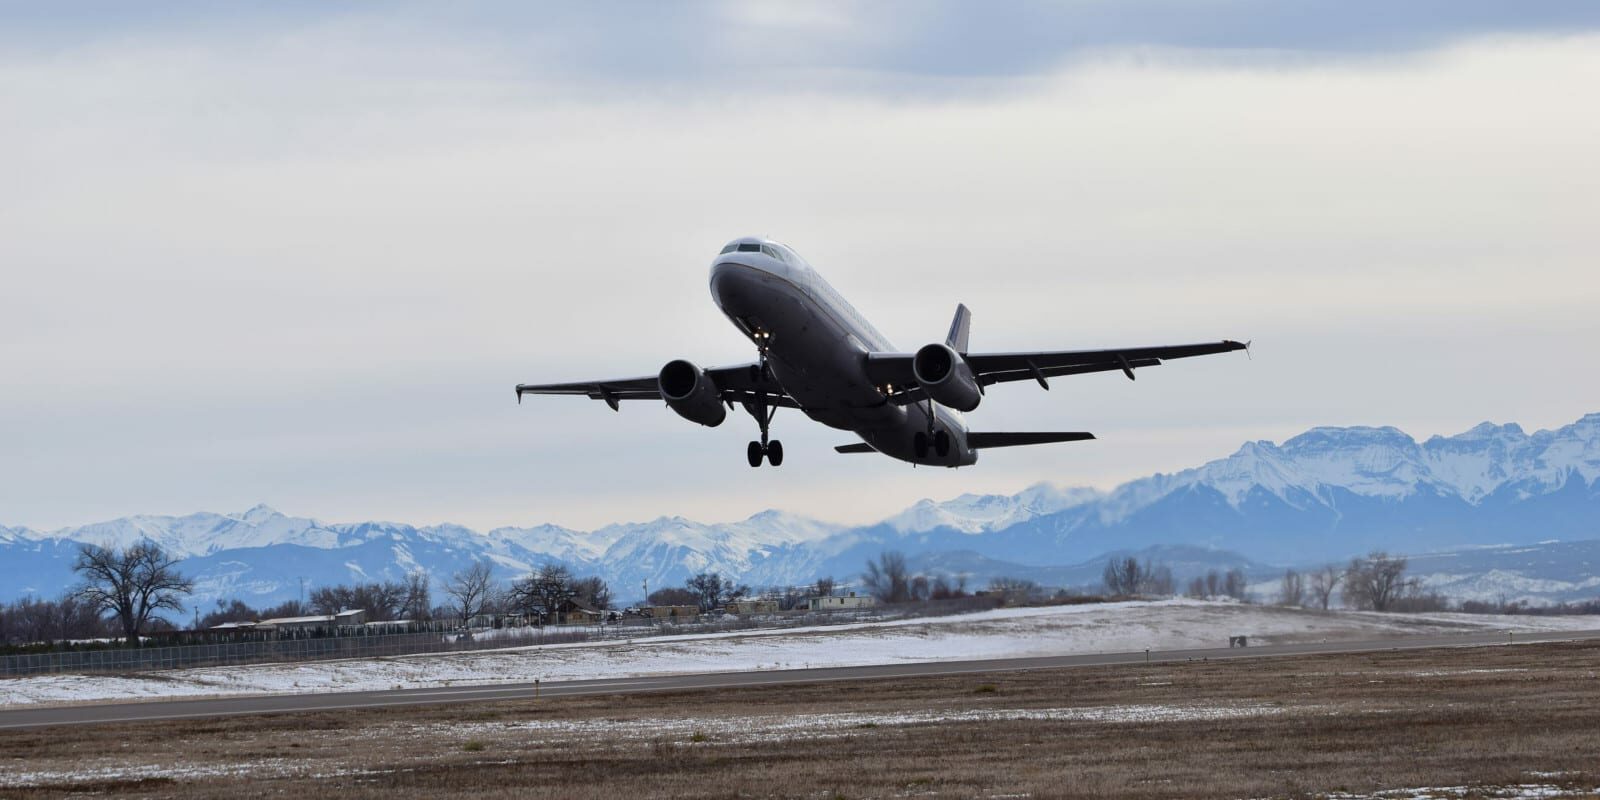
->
[3,627,1595,730]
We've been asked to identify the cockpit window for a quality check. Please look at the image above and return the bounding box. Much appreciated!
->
[722,241,792,263]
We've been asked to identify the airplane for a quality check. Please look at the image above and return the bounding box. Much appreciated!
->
[516,236,1247,468]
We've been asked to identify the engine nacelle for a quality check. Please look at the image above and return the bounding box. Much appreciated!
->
[912,342,981,412]
[658,359,727,427]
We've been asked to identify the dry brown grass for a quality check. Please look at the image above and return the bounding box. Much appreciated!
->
[4,641,1600,799]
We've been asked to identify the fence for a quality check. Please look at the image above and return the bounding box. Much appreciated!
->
[0,608,885,677]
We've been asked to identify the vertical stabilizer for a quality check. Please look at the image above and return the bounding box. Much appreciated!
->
[946,303,972,353]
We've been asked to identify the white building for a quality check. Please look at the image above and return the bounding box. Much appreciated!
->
[807,592,876,611]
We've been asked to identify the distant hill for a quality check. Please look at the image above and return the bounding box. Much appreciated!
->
[3,412,1596,609]
[1407,540,1600,606]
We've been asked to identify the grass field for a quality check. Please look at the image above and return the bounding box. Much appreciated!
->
[3,640,1599,798]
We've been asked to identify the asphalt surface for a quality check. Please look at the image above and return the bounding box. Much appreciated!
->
[2,627,1596,730]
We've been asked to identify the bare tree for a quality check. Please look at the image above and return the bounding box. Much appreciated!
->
[399,569,432,621]
[1278,569,1306,607]
[570,576,612,611]
[1185,576,1208,599]
[910,574,931,602]
[72,542,194,645]
[1138,562,1176,596]
[1102,557,1141,596]
[1205,569,1222,597]
[776,585,806,611]
[685,572,724,612]
[198,599,260,628]
[0,594,112,645]
[647,587,698,607]
[813,576,836,598]
[509,563,575,622]
[863,551,913,604]
[929,574,969,601]
[1343,552,1414,612]
[1222,568,1249,602]
[258,599,307,619]
[444,560,496,626]
[1308,564,1342,609]
[310,581,407,619]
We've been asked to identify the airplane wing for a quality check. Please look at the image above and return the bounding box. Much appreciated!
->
[863,340,1246,405]
[515,362,802,410]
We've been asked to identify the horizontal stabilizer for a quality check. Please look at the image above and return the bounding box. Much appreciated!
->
[834,443,877,454]
[967,432,1095,449]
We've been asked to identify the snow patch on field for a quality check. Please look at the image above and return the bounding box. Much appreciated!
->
[2,600,1595,708]
[0,759,305,787]
[1319,782,1598,799]
[0,702,1285,788]
[415,702,1292,745]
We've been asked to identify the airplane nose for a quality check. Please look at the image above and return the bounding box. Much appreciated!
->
[709,260,741,305]
[709,260,762,311]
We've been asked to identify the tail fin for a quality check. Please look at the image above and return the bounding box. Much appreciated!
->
[946,303,972,353]
[967,432,1095,449]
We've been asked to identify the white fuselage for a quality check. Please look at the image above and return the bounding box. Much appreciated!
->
[708,238,975,466]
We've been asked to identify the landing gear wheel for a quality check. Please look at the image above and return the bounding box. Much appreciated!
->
[747,441,765,468]
[913,432,929,460]
[766,440,784,467]
[934,430,951,458]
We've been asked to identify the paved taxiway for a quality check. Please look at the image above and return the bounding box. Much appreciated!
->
[3,627,1596,730]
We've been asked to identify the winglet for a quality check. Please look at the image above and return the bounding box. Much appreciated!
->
[515,385,524,405]
[946,304,972,353]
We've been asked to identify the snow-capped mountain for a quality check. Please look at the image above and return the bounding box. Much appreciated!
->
[883,483,1102,534]
[3,413,1597,609]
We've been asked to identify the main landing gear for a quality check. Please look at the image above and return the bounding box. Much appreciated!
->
[745,399,783,467]
[911,397,951,461]
[912,430,950,461]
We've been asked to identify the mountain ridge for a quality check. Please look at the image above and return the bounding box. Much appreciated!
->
[3,413,1596,607]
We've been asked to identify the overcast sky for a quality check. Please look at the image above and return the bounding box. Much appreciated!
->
[4,2,1598,533]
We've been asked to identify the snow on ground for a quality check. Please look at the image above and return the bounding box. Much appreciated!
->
[405,702,1295,745]
[0,702,1288,787]
[1317,780,1598,799]
[2,600,1595,708]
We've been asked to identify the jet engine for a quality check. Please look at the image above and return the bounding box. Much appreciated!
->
[658,359,727,427]
[912,342,981,412]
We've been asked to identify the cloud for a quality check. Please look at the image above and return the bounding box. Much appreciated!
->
[1,10,1597,532]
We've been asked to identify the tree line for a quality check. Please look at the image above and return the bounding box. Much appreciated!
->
[860,551,1060,605]
[7,542,1595,649]
[1273,551,1449,612]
